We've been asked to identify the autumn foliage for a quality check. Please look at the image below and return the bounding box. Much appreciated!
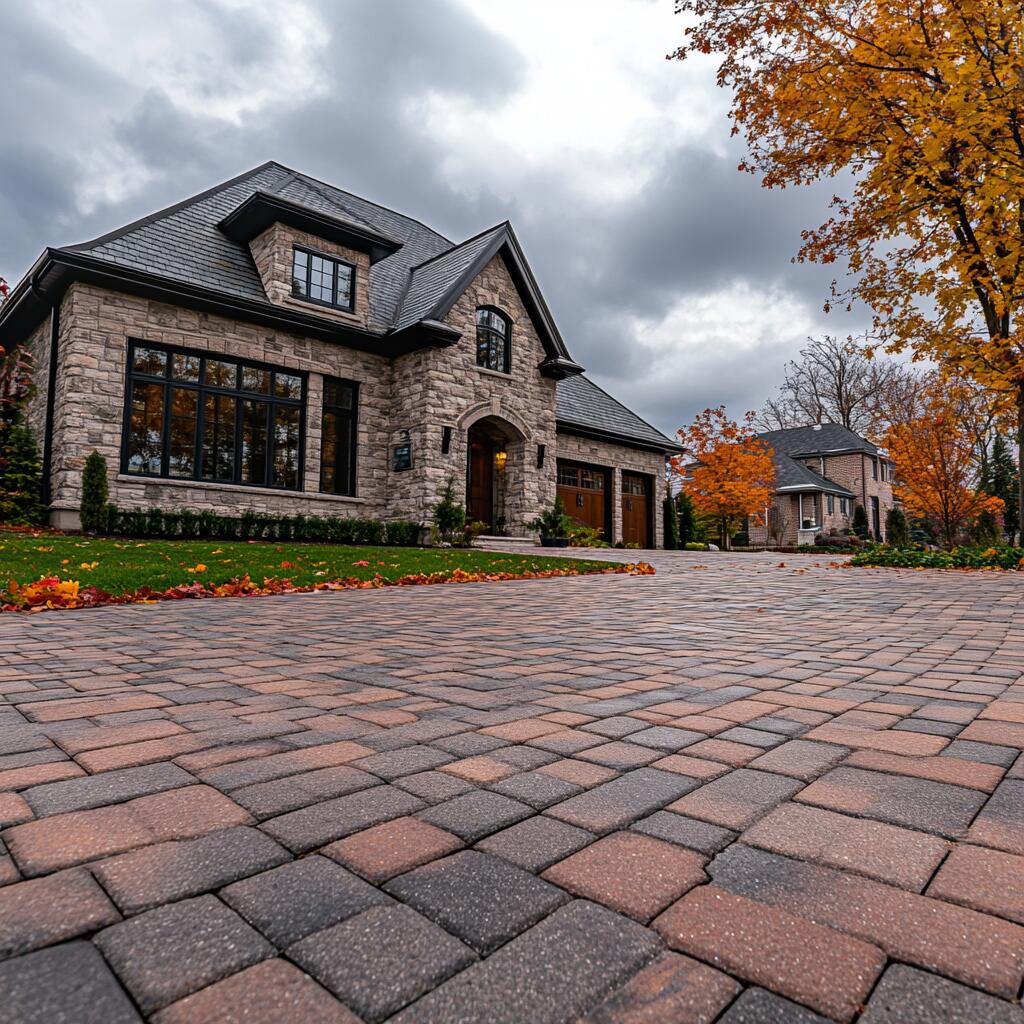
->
[1,561,656,613]
[672,1,1024,524]
[673,408,775,547]
[885,390,1003,550]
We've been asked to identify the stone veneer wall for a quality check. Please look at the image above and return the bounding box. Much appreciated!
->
[555,432,666,548]
[386,253,559,534]
[21,317,51,449]
[249,223,372,329]
[46,283,393,527]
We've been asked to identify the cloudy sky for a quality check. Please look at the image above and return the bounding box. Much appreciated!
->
[0,0,867,435]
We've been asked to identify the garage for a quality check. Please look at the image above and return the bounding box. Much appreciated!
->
[556,460,610,540]
[621,472,652,547]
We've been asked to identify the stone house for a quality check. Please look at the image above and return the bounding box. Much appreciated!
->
[748,423,896,546]
[0,162,679,546]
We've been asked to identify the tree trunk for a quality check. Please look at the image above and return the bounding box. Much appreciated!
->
[1018,385,1024,547]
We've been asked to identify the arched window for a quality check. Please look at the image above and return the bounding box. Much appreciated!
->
[475,307,511,373]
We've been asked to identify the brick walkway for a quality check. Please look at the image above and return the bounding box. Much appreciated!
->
[2,550,1024,1022]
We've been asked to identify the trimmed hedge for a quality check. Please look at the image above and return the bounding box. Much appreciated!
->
[850,545,1024,570]
[93,505,423,547]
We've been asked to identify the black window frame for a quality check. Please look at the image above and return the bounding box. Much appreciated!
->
[121,340,307,492]
[319,377,359,497]
[291,244,356,313]
[475,306,512,374]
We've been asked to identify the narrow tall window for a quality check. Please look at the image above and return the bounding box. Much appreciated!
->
[475,307,511,373]
[291,246,355,312]
[320,378,358,496]
[123,342,305,490]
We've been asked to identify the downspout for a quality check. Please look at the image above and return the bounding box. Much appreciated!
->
[40,289,60,508]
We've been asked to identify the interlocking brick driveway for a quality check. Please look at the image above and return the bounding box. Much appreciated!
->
[2,549,1024,1022]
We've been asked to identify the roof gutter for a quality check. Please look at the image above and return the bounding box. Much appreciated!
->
[0,249,460,358]
[556,419,684,455]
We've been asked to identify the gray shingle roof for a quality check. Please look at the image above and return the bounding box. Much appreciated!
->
[772,453,854,496]
[67,161,454,334]
[395,224,508,330]
[556,375,679,452]
[760,423,878,457]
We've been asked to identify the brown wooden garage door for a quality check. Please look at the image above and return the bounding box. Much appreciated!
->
[621,472,652,548]
[557,461,609,540]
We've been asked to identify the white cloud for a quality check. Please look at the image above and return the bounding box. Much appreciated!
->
[421,0,727,202]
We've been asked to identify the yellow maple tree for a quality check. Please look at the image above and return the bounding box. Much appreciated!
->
[673,1,1024,522]
[673,407,776,548]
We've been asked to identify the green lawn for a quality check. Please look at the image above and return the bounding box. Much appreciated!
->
[0,531,616,598]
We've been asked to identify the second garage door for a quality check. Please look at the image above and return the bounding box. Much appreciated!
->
[621,472,652,548]
[557,461,610,540]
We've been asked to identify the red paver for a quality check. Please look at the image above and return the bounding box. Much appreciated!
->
[542,831,705,921]
[741,802,949,890]
[928,844,1024,924]
[152,958,360,1024]
[654,885,885,1021]
[324,816,463,882]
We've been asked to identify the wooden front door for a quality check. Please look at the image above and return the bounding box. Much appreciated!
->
[556,461,608,539]
[467,439,494,527]
[621,472,651,547]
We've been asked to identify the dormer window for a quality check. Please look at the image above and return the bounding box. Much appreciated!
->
[476,307,511,373]
[291,246,355,312]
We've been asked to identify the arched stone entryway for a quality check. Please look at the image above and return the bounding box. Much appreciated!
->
[465,415,526,533]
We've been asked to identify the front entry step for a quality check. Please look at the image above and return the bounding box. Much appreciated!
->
[477,535,536,547]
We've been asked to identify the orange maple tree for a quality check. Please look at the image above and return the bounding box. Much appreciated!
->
[885,387,1003,549]
[673,407,775,548]
[671,2,1024,528]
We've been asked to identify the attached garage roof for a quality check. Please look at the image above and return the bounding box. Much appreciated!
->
[556,375,681,454]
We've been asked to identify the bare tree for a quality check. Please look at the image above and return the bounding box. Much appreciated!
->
[758,336,925,442]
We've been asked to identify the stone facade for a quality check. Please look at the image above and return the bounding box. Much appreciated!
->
[26,251,665,546]
[249,223,371,329]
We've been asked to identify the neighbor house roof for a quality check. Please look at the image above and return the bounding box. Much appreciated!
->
[760,423,882,458]
[772,454,854,497]
[556,374,681,454]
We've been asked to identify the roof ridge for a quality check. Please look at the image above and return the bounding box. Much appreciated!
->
[65,161,282,252]
[407,221,510,273]
[271,161,454,247]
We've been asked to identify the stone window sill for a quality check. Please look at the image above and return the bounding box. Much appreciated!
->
[475,366,513,380]
[116,475,367,504]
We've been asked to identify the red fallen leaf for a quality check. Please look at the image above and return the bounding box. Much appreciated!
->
[0,562,655,614]
[279,561,296,569]
[776,562,786,568]
[352,560,370,567]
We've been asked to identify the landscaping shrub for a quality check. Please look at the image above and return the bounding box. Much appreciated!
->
[885,506,910,547]
[94,505,422,546]
[850,545,1024,570]
[663,496,679,549]
[432,476,466,544]
[80,451,110,533]
[676,491,700,545]
[684,541,709,551]
[852,504,870,539]
[0,425,45,525]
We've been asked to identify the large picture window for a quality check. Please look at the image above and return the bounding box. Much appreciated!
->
[291,246,355,312]
[123,342,306,491]
[320,378,358,496]
[475,307,511,373]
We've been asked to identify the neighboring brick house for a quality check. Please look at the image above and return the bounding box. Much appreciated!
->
[748,423,896,546]
[0,162,679,545]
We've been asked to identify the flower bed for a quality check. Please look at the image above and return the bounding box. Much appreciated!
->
[848,545,1024,571]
